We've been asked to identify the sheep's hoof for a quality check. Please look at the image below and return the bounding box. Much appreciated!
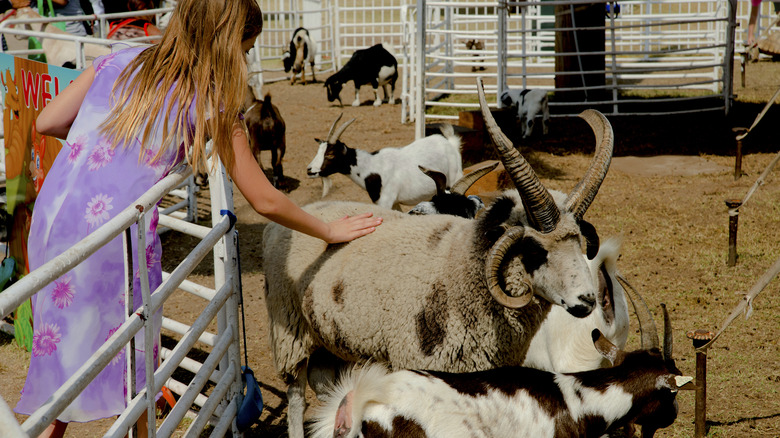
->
[352,100,360,107]
[373,100,382,107]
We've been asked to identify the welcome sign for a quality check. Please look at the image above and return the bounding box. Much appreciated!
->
[1,53,80,350]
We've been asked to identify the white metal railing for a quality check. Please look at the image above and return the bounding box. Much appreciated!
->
[0,7,173,69]
[403,0,738,137]
[0,160,244,437]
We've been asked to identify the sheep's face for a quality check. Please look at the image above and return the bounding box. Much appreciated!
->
[477,193,597,317]
[520,219,596,317]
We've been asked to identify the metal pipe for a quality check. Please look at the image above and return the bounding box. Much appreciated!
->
[687,330,714,438]
[182,363,237,438]
[726,199,742,266]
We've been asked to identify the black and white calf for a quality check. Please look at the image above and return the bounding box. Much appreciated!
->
[306,114,462,210]
[325,43,398,107]
[283,27,316,85]
[310,306,693,438]
[501,88,551,138]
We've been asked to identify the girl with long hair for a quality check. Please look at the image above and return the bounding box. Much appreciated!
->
[15,1,381,436]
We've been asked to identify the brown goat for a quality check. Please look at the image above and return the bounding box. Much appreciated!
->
[243,90,287,187]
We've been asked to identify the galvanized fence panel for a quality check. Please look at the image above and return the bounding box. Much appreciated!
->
[0,162,244,437]
[256,0,337,84]
[404,0,737,137]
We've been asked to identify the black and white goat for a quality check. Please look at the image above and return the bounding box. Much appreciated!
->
[306,114,462,210]
[325,43,398,107]
[407,162,498,218]
[243,89,286,187]
[465,39,486,72]
[283,27,316,85]
[501,88,551,138]
[310,305,693,438]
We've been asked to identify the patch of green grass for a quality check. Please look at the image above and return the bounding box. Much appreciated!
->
[426,93,495,117]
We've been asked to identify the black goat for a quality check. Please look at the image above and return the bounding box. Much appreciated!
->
[324,43,398,107]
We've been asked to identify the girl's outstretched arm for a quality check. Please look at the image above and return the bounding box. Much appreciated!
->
[36,65,95,139]
[229,124,382,243]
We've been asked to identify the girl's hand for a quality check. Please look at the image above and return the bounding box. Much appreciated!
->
[325,213,382,244]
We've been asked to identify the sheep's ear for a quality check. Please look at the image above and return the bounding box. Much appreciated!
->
[592,329,626,366]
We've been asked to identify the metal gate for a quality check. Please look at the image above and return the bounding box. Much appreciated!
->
[0,161,245,437]
[403,0,739,138]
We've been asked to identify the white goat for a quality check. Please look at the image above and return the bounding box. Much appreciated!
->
[13,7,110,69]
[309,306,693,438]
[500,88,551,138]
[263,79,616,438]
[306,115,463,210]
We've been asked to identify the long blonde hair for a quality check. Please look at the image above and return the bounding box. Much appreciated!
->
[99,0,263,175]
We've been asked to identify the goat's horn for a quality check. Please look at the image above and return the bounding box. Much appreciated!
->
[485,226,533,308]
[661,303,673,362]
[562,110,614,220]
[617,274,659,350]
[476,78,560,233]
[328,116,356,144]
[326,113,343,143]
[418,166,447,194]
[450,161,500,195]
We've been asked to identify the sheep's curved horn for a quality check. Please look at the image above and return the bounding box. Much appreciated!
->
[327,114,356,144]
[476,78,560,233]
[450,161,500,195]
[562,110,614,220]
[617,274,659,350]
[485,226,533,308]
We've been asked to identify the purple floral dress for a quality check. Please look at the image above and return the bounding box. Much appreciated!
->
[15,46,187,422]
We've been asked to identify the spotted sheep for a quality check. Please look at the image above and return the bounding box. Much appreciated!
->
[262,78,615,438]
[325,43,398,107]
[306,114,463,210]
[309,305,693,438]
[283,27,316,85]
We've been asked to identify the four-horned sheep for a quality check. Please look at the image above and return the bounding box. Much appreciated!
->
[262,78,615,438]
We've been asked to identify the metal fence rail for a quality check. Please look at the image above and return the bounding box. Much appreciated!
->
[0,161,244,437]
[403,0,738,137]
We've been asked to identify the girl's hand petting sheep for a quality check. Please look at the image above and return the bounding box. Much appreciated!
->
[326,213,382,244]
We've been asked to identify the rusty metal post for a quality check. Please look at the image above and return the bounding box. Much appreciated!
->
[687,330,714,438]
[732,127,746,180]
[726,199,742,266]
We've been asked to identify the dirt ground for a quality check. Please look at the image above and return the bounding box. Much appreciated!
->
[2,60,780,437]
